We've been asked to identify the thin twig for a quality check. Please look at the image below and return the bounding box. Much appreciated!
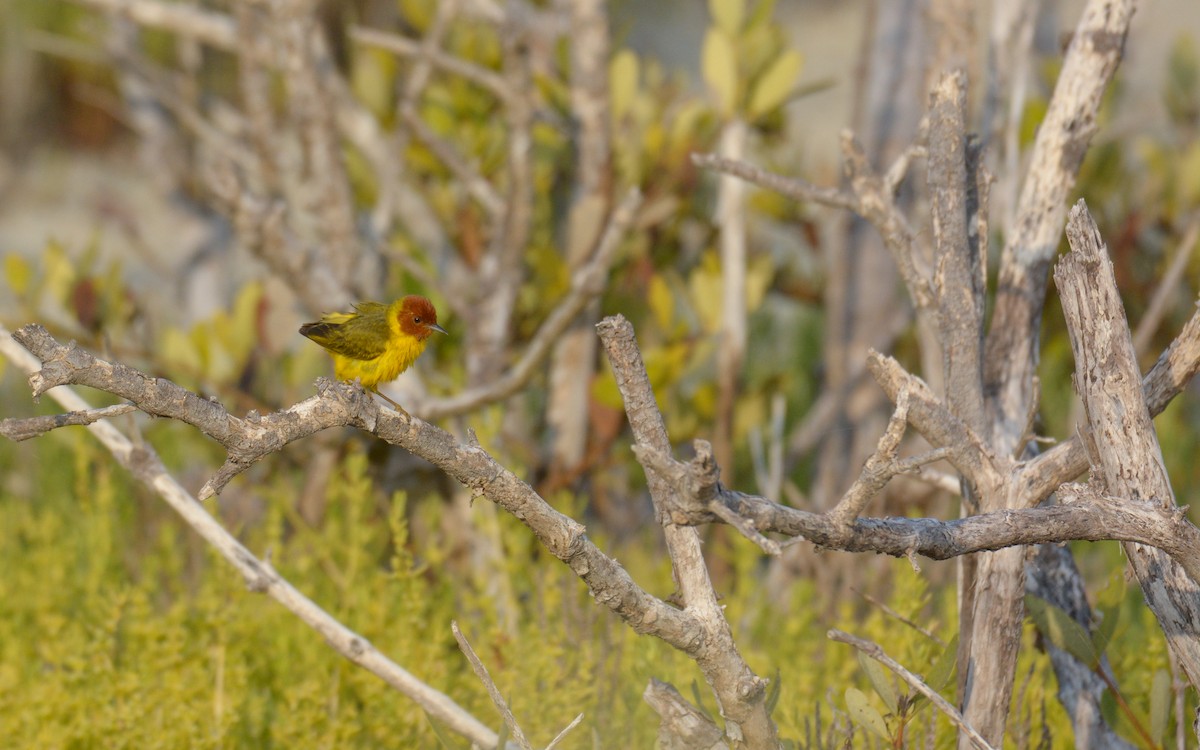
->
[852,588,946,646]
[350,26,510,100]
[451,621,533,750]
[543,713,585,750]
[1132,216,1200,356]
[0,403,137,441]
[691,152,858,211]
[828,629,995,750]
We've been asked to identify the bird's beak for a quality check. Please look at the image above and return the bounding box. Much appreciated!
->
[430,323,448,335]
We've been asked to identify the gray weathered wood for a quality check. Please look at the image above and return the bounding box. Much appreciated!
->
[1056,200,1200,690]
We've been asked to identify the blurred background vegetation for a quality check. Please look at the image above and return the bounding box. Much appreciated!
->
[0,0,1198,747]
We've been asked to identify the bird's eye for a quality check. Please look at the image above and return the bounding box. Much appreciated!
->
[413,316,422,324]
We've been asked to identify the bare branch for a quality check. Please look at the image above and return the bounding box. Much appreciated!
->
[70,0,237,50]
[690,152,858,212]
[597,315,776,747]
[543,713,585,750]
[643,679,726,750]
[350,26,511,100]
[1132,216,1200,356]
[866,351,1006,495]
[1057,200,1200,688]
[0,403,136,441]
[984,0,1136,452]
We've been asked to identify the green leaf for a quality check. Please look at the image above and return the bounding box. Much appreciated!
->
[690,679,714,721]
[748,49,803,119]
[926,634,958,692]
[1026,595,1098,667]
[648,275,674,330]
[857,650,898,715]
[423,709,459,748]
[845,687,890,741]
[4,254,32,295]
[610,49,639,120]
[161,327,203,378]
[702,29,739,117]
[1091,601,1121,661]
[1165,34,1199,129]
[1150,669,1171,743]
[709,0,745,36]
[765,667,783,715]
[746,0,778,30]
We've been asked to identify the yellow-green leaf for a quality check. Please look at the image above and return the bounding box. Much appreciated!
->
[5,254,32,295]
[749,49,803,119]
[161,327,203,377]
[702,29,739,117]
[857,651,898,715]
[687,250,724,333]
[845,687,890,741]
[648,275,674,330]
[610,49,639,120]
[1150,669,1171,743]
[42,242,75,306]
[1026,595,1097,668]
[709,0,745,36]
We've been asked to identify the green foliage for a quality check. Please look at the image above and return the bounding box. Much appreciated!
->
[701,0,804,122]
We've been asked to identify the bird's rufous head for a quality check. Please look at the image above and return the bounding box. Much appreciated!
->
[396,295,447,340]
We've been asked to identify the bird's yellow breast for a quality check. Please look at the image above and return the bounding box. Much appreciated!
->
[332,334,428,389]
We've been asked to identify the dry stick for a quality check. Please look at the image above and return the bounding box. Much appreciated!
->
[398,104,504,219]
[451,621,533,750]
[643,679,727,750]
[0,329,501,749]
[597,315,777,749]
[0,403,136,441]
[713,118,749,481]
[543,713,585,750]
[633,441,781,557]
[71,0,237,49]
[350,26,511,100]
[544,0,613,478]
[690,152,858,211]
[851,589,946,646]
[1057,200,1200,689]
[1019,296,1200,506]
[827,630,995,750]
[1132,216,1200,356]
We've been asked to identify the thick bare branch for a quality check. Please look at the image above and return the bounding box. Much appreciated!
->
[1057,200,1200,689]
[643,679,726,750]
[597,315,776,748]
[984,0,1135,451]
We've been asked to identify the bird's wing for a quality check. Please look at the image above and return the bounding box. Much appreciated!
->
[299,303,390,360]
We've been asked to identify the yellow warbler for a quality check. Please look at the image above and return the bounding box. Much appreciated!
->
[300,295,446,410]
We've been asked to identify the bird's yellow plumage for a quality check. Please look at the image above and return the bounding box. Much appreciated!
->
[299,296,446,410]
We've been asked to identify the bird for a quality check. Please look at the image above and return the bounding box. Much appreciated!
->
[299,295,447,412]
